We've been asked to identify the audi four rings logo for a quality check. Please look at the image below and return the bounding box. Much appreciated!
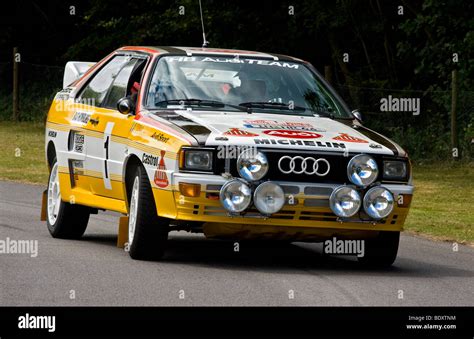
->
[278,156,331,176]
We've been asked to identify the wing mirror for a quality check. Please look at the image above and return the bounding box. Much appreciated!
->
[117,97,135,115]
[351,109,363,123]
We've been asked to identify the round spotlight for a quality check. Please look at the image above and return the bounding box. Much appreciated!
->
[237,149,268,181]
[363,186,394,219]
[220,179,252,213]
[253,182,285,215]
[329,186,361,218]
[347,154,379,187]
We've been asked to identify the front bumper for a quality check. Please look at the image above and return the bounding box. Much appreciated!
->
[152,172,413,234]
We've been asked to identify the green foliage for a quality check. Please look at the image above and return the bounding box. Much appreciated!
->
[0,0,472,161]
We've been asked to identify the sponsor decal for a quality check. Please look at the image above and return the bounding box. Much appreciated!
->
[223,128,258,137]
[243,120,325,132]
[48,131,57,138]
[154,151,169,188]
[356,125,399,156]
[254,138,346,149]
[89,117,100,126]
[168,56,299,69]
[54,87,73,101]
[151,132,170,143]
[142,153,159,167]
[332,133,368,143]
[73,134,84,153]
[369,143,383,149]
[263,130,322,139]
[71,111,91,124]
[72,160,84,176]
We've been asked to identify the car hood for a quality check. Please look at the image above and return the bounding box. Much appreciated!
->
[154,110,405,156]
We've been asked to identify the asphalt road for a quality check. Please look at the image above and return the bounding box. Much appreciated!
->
[1,181,473,306]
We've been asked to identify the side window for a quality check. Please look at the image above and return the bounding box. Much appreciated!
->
[79,55,129,107]
[102,58,140,109]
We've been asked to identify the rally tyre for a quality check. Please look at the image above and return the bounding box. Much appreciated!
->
[127,164,169,260]
[357,231,400,268]
[46,159,90,239]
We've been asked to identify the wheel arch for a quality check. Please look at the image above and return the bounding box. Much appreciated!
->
[122,154,156,210]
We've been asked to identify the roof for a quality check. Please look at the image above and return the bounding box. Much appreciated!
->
[118,46,303,62]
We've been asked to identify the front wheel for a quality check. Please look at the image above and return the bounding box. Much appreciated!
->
[127,165,169,260]
[46,159,90,239]
[357,231,400,268]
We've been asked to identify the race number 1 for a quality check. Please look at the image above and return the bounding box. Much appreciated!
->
[103,122,115,190]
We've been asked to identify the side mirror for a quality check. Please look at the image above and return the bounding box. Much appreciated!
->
[352,109,363,123]
[117,97,135,115]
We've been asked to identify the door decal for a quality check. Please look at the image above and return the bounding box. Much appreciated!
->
[103,122,115,190]
[154,151,169,188]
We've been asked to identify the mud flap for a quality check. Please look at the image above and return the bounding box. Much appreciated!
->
[40,190,47,221]
[117,216,129,248]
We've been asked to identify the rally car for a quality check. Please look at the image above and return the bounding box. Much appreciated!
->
[42,46,413,266]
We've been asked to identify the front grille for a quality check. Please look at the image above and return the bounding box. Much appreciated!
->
[185,202,400,225]
[216,149,385,184]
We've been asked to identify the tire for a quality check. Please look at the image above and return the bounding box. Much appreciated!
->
[357,231,400,268]
[46,158,90,239]
[127,164,169,260]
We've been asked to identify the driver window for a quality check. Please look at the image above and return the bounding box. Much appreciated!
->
[102,58,143,109]
[78,55,130,107]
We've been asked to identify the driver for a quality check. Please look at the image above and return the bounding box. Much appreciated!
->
[227,72,267,103]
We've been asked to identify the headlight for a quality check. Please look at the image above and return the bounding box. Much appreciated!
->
[183,149,213,171]
[363,186,394,219]
[329,186,361,218]
[253,182,285,215]
[383,160,407,180]
[347,154,378,187]
[219,179,252,213]
[237,149,268,181]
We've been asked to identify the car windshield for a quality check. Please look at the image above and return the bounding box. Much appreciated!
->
[145,55,351,118]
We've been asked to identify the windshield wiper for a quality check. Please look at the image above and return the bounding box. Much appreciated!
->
[238,101,311,114]
[312,110,335,119]
[155,99,224,107]
[312,110,354,120]
[155,99,249,112]
[239,102,305,110]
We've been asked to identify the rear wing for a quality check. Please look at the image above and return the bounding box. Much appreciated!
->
[63,61,96,88]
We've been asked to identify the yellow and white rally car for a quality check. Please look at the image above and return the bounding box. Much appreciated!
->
[42,46,413,266]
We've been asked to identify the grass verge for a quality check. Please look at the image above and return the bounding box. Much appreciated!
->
[0,121,472,243]
[0,121,48,184]
[406,162,473,244]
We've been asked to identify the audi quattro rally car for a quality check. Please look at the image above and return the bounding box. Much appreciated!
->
[42,46,413,266]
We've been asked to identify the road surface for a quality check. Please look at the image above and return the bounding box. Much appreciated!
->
[1,181,473,306]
